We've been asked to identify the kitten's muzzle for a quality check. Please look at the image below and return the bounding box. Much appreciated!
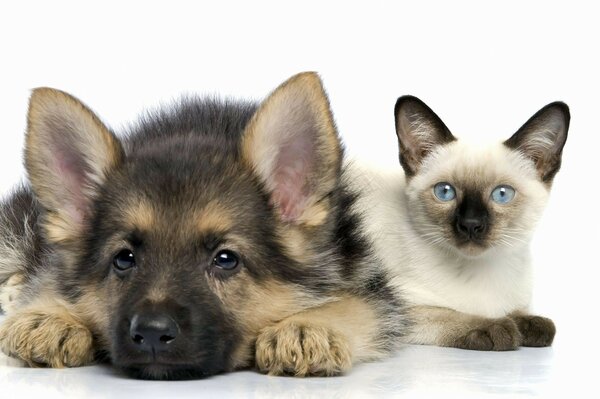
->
[454,192,490,243]
[455,216,488,241]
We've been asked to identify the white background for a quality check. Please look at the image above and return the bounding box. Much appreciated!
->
[0,1,598,397]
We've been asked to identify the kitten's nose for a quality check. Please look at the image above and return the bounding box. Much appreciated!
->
[456,217,487,240]
[130,313,180,353]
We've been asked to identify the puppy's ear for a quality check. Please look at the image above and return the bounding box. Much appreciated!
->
[504,102,570,183]
[394,96,455,177]
[26,88,124,244]
[241,72,341,226]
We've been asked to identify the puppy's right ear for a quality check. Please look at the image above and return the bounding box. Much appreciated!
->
[241,72,341,226]
[394,96,455,177]
[26,88,124,244]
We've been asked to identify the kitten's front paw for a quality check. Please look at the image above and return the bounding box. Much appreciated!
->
[512,314,555,347]
[0,310,94,367]
[457,318,521,351]
[255,321,352,376]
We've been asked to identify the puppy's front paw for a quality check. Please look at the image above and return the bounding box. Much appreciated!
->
[456,318,521,351]
[512,314,555,347]
[255,321,352,376]
[0,310,94,368]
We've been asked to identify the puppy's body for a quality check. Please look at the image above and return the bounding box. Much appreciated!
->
[350,97,568,350]
[0,73,405,379]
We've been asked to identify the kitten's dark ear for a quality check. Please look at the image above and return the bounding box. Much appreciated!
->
[504,102,570,183]
[242,72,341,226]
[26,88,124,244]
[394,96,456,177]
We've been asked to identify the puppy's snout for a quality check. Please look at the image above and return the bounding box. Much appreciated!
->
[130,312,180,352]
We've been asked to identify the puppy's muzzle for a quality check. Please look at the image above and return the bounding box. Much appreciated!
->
[129,312,180,355]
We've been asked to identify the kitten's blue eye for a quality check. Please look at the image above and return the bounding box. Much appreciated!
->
[491,185,515,204]
[433,182,456,201]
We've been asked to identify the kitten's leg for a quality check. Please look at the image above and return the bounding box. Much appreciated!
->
[406,305,522,351]
[255,296,389,376]
[509,310,555,347]
[0,299,95,368]
[0,273,25,314]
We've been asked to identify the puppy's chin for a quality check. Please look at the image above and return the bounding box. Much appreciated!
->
[119,363,219,380]
[112,348,229,380]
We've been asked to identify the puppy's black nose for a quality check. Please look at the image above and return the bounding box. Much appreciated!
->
[456,217,487,239]
[130,313,180,352]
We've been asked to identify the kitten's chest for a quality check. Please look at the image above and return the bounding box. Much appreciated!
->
[395,252,533,318]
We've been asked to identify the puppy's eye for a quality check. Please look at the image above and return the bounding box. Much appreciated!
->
[113,249,136,273]
[213,250,240,271]
[433,182,456,201]
[491,185,515,204]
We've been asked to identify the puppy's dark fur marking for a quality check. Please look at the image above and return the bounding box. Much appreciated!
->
[0,73,405,379]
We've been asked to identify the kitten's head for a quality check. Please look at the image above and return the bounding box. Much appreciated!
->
[394,96,569,257]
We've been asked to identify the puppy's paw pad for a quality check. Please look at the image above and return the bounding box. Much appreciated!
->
[0,311,94,368]
[256,321,351,377]
[514,315,555,347]
[458,318,521,351]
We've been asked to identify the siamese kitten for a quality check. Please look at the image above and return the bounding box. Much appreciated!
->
[350,96,569,350]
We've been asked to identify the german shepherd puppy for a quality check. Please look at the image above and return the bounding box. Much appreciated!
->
[0,73,405,379]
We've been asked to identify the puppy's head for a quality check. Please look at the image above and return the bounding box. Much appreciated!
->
[25,72,342,379]
[394,96,569,257]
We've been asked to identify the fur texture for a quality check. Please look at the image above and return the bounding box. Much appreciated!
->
[349,96,568,350]
[0,73,406,379]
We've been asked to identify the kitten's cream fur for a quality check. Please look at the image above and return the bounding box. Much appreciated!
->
[349,97,568,350]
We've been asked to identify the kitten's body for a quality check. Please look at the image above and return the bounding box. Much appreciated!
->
[350,97,568,350]
[350,145,537,319]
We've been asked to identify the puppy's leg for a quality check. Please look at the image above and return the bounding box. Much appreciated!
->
[0,300,94,368]
[509,310,555,347]
[406,305,521,351]
[255,296,386,377]
[0,273,25,314]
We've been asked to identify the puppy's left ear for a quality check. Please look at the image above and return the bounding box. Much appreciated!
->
[241,72,341,226]
[504,102,570,183]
